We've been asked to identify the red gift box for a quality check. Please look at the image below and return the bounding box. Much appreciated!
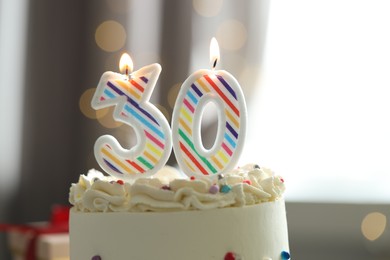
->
[1,205,70,260]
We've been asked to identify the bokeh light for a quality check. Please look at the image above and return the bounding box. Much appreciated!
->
[217,19,247,51]
[97,106,123,128]
[95,20,126,52]
[80,88,109,119]
[79,88,97,119]
[155,104,171,122]
[361,212,387,241]
[167,82,182,109]
[193,0,223,17]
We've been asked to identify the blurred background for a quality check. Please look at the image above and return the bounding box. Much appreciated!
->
[1,0,389,259]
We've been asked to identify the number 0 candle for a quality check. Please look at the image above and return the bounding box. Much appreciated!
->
[91,53,172,181]
[172,38,247,177]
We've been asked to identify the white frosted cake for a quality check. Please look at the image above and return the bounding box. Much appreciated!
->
[69,164,290,260]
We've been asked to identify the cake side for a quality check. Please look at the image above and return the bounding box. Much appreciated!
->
[70,199,289,260]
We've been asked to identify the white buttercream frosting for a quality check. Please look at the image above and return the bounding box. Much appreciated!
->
[69,164,286,212]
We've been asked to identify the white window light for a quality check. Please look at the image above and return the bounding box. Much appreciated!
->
[242,0,390,203]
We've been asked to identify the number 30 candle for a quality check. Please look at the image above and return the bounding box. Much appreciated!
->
[172,38,247,177]
[91,54,172,180]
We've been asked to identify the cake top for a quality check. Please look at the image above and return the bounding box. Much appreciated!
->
[69,164,285,213]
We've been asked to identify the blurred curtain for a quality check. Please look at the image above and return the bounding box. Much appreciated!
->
[0,0,269,257]
[11,0,90,222]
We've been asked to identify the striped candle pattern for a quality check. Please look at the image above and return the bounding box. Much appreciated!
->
[172,70,247,176]
[92,64,172,180]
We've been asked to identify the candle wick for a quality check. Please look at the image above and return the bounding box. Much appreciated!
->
[213,59,218,69]
[125,65,129,76]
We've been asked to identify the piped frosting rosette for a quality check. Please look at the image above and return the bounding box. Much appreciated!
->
[69,164,285,212]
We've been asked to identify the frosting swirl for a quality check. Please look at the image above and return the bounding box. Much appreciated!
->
[69,164,286,212]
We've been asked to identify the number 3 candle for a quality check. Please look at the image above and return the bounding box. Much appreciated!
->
[172,38,247,177]
[91,54,172,181]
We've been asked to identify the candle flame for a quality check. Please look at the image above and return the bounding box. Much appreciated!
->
[210,37,220,69]
[119,53,133,75]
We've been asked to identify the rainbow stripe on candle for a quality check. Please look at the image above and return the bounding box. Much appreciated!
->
[92,64,172,180]
[172,71,247,176]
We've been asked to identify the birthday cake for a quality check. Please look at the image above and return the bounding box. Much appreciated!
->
[70,43,290,259]
[69,164,290,260]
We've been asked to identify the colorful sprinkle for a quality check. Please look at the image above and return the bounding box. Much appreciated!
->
[91,255,102,260]
[161,185,171,190]
[224,252,236,260]
[209,184,219,194]
[280,178,285,183]
[116,180,124,185]
[190,176,196,180]
[243,179,252,185]
[281,250,290,259]
[220,184,232,193]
